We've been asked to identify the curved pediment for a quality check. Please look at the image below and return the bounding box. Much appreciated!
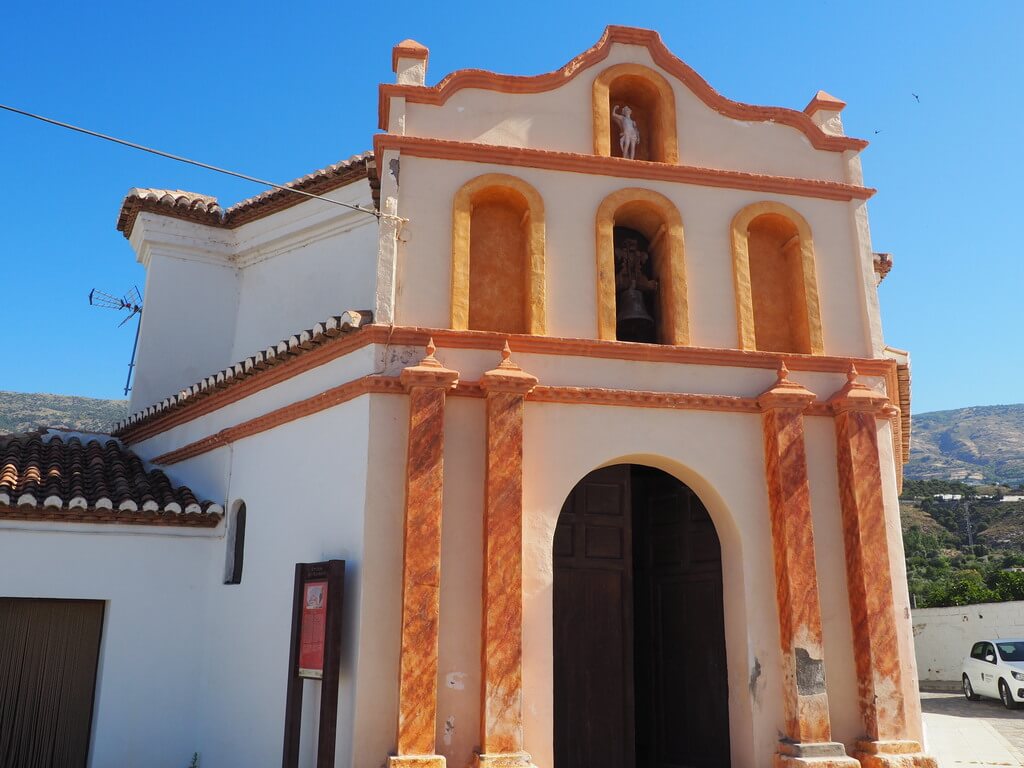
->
[379,25,866,153]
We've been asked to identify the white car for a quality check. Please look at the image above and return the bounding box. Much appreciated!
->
[961,639,1024,709]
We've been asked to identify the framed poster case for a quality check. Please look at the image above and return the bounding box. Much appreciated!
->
[282,560,345,768]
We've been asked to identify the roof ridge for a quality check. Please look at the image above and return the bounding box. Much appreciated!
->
[116,151,373,239]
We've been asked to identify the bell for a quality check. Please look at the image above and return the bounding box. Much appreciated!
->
[615,287,656,342]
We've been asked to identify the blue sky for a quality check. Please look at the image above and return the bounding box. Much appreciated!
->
[1,1,1020,413]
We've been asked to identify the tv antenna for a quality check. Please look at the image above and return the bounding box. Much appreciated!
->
[88,286,143,396]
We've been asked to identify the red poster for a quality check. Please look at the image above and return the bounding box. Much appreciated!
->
[298,580,328,678]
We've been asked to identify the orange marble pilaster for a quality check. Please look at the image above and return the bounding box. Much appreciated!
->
[475,343,538,768]
[390,341,459,768]
[830,366,936,768]
[759,364,859,768]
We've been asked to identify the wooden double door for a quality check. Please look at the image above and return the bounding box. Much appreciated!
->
[553,465,730,768]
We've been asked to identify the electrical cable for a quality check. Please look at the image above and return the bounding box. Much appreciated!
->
[0,102,392,220]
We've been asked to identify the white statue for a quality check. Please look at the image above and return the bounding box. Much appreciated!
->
[612,105,640,159]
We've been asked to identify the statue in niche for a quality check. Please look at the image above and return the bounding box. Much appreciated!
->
[614,230,658,343]
[612,105,640,159]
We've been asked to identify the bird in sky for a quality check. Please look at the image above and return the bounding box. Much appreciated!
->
[875,129,883,134]
[912,93,920,102]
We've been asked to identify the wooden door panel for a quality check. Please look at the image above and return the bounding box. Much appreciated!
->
[555,466,729,768]
[554,465,634,768]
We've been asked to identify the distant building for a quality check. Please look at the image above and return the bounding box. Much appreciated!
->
[0,26,932,768]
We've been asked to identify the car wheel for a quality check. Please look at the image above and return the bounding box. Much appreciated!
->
[1000,680,1019,709]
[963,674,981,701]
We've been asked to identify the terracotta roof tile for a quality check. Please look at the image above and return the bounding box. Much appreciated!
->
[0,431,222,526]
[113,309,370,435]
[116,151,373,239]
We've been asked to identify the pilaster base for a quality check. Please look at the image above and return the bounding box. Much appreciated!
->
[387,756,446,768]
[775,740,860,767]
[853,740,938,768]
[473,751,536,768]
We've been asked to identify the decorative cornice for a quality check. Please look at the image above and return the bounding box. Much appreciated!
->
[373,134,875,202]
[153,375,404,465]
[154,369,901,465]
[378,25,867,153]
[118,324,899,445]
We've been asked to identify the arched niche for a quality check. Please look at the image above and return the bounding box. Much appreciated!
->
[596,188,688,345]
[730,201,824,355]
[451,173,546,335]
[593,64,679,164]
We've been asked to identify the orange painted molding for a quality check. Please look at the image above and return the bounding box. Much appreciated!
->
[152,375,402,464]
[378,25,868,152]
[152,369,895,465]
[121,324,897,446]
[372,134,875,202]
[393,39,428,72]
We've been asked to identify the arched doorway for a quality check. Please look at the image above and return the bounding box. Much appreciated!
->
[552,464,730,768]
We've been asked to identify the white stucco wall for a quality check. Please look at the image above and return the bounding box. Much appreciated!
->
[912,602,1024,682]
[129,238,240,413]
[127,180,378,415]
[187,398,373,768]
[230,184,379,360]
[0,523,219,768]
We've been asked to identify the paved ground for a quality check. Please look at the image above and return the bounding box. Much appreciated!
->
[922,691,1024,766]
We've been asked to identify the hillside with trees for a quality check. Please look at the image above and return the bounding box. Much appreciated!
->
[0,391,127,434]
[900,479,1024,607]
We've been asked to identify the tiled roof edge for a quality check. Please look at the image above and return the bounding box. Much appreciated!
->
[0,432,223,526]
[113,309,371,435]
[116,151,373,240]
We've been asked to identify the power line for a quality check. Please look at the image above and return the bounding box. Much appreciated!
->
[0,102,387,220]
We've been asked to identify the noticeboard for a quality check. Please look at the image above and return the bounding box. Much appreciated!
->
[282,560,344,768]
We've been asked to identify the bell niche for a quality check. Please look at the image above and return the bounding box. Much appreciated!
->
[614,227,659,343]
[596,189,688,346]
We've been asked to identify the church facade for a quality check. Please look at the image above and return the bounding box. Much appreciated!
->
[0,26,933,768]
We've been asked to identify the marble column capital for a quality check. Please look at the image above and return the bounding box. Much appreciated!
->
[401,338,459,391]
[480,343,538,395]
[757,361,815,413]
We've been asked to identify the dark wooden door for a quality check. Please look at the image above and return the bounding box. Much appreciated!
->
[632,468,730,768]
[553,465,635,768]
[554,466,730,768]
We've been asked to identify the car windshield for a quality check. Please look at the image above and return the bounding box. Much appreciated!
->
[996,642,1024,661]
